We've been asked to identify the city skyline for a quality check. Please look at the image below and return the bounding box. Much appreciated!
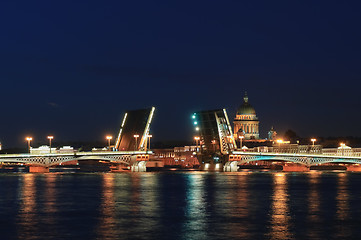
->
[1,1,361,147]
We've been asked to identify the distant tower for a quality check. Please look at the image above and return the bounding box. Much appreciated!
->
[268,126,277,140]
[234,92,260,140]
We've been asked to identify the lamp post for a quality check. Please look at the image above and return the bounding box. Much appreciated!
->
[239,135,244,149]
[211,140,216,152]
[134,134,139,151]
[25,137,32,153]
[194,136,200,152]
[276,139,283,152]
[340,142,345,156]
[47,136,54,153]
[147,134,152,152]
[106,136,113,150]
[311,138,316,147]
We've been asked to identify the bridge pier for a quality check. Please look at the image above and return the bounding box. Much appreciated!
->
[346,164,361,172]
[223,161,238,172]
[131,161,147,172]
[282,164,309,172]
[29,166,49,173]
[199,163,224,171]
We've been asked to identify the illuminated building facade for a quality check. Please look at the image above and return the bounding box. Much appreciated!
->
[234,92,260,140]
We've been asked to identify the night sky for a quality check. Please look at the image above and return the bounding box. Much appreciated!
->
[1,1,361,148]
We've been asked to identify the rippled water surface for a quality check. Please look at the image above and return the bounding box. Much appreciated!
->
[1,171,361,239]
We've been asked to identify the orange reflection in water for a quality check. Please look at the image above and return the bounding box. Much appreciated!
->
[233,173,250,239]
[44,174,57,214]
[336,173,349,220]
[335,173,350,238]
[130,174,141,214]
[97,173,116,239]
[268,173,292,240]
[18,174,39,238]
[306,171,321,239]
[308,172,320,217]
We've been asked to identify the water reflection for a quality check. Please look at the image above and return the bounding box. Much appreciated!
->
[183,173,206,240]
[307,172,321,239]
[44,174,57,214]
[18,174,39,239]
[268,173,292,240]
[130,174,141,215]
[336,173,351,238]
[2,172,361,240]
[234,173,250,238]
[96,173,116,239]
[138,173,160,237]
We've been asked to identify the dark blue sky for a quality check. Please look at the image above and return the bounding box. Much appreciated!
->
[1,0,361,147]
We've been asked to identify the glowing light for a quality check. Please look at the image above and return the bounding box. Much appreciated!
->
[192,115,196,119]
[194,121,198,125]
[195,127,199,131]
[106,136,113,140]
[276,139,284,144]
[205,163,210,169]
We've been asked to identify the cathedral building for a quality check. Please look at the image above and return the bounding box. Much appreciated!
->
[233,92,260,140]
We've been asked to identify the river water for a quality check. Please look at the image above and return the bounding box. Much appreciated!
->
[0,171,360,239]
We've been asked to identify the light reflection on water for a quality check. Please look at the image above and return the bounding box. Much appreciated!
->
[268,173,292,240]
[0,172,361,239]
[18,173,38,239]
[335,173,351,238]
[96,173,116,239]
[307,172,321,239]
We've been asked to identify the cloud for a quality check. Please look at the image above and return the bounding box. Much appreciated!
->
[48,102,59,108]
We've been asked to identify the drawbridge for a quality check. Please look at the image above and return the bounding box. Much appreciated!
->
[191,109,236,165]
[0,107,155,172]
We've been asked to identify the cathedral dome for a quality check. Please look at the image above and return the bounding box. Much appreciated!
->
[236,92,256,115]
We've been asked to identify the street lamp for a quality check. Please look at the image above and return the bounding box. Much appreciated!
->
[194,136,200,152]
[340,142,346,156]
[47,136,54,153]
[311,138,316,146]
[106,135,112,150]
[134,134,139,151]
[239,135,244,149]
[211,140,216,152]
[147,134,152,151]
[25,137,32,153]
[276,139,283,152]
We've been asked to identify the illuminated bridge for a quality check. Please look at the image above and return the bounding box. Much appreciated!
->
[224,150,361,172]
[0,107,155,172]
[0,151,150,172]
[192,108,361,172]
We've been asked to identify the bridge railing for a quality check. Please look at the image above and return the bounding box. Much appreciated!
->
[238,146,361,157]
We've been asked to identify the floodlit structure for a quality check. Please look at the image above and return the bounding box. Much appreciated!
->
[192,109,236,166]
[233,92,260,140]
[115,107,155,151]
